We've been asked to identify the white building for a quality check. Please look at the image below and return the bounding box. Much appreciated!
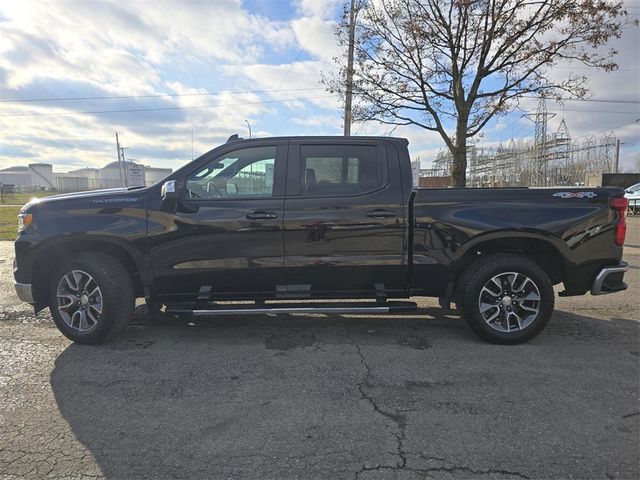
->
[0,164,54,190]
[1,160,172,191]
[144,166,173,186]
[56,161,172,190]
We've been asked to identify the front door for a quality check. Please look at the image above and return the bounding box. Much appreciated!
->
[282,140,407,298]
[147,142,287,301]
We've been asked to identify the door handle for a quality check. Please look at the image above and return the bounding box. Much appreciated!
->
[366,209,397,218]
[246,211,278,220]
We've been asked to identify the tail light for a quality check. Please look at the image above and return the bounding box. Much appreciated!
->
[611,197,628,246]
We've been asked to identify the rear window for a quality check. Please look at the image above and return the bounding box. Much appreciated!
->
[301,145,380,196]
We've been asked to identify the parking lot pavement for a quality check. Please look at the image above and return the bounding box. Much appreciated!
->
[0,219,638,479]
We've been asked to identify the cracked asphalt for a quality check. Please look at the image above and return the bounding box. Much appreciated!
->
[1,219,639,479]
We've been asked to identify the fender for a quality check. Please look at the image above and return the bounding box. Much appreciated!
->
[452,228,572,264]
[30,233,153,287]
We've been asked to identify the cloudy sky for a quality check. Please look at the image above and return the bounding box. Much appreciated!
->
[0,0,638,173]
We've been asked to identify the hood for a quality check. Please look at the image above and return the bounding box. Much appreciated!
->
[22,186,148,211]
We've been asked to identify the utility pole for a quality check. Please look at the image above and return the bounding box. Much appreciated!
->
[115,132,124,188]
[120,146,130,187]
[615,139,620,173]
[343,0,356,136]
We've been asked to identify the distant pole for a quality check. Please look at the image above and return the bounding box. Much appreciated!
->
[245,119,252,139]
[120,147,130,187]
[343,0,356,136]
[191,128,194,160]
[115,132,124,187]
[615,139,620,173]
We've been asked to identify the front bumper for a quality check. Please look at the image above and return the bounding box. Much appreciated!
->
[591,262,629,295]
[14,282,35,304]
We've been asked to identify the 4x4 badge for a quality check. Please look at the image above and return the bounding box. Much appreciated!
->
[553,192,597,199]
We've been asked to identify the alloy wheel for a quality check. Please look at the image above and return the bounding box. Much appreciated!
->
[56,270,103,332]
[477,271,541,333]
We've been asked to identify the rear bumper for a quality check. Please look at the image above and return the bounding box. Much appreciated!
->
[14,282,35,304]
[591,262,629,295]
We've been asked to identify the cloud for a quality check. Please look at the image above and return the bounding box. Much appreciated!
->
[295,0,340,19]
[294,114,341,127]
[223,61,339,112]
[291,16,342,61]
[0,0,637,175]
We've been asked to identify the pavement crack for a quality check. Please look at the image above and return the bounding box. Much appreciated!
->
[353,344,407,477]
[419,456,530,479]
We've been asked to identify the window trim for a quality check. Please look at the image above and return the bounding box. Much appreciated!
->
[179,143,287,202]
[286,142,389,199]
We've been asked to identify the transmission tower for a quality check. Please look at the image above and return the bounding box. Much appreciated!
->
[523,98,556,186]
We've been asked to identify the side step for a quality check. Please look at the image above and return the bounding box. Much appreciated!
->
[165,301,417,316]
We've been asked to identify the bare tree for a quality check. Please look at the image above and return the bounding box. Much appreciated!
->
[325,0,633,186]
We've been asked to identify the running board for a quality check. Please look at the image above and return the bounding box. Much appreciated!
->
[165,301,417,316]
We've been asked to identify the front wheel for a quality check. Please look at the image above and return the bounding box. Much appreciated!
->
[49,253,135,344]
[457,254,555,344]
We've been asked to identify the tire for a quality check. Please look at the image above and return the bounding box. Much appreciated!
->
[49,253,135,344]
[457,254,554,345]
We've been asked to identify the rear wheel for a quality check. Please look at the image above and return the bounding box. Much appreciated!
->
[49,253,135,344]
[457,254,554,344]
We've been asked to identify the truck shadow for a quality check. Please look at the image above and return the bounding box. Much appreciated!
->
[49,308,639,479]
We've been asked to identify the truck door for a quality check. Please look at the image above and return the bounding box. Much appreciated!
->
[147,142,286,301]
[282,140,407,297]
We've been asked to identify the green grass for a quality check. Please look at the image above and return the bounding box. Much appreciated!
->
[0,191,52,206]
[0,205,21,241]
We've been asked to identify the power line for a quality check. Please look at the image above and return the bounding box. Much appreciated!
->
[0,95,338,118]
[0,87,326,103]
[257,1,335,132]
[529,97,640,105]
[572,118,640,139]
[550,65,640,72]
[543,107,640,114]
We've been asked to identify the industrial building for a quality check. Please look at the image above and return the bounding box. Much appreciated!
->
[0,164,55,190]
[0,161,172,192]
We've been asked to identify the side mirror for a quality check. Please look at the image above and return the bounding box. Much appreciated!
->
[160,180,179,213]
[161,180,177,201]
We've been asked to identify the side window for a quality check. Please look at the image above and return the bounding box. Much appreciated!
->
[301,145,380,196]
[186,146,276,200]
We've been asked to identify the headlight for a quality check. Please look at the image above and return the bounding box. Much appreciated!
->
[18,213,33,232]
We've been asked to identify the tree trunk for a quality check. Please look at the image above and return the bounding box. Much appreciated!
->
[451,148,467,187]
[451,117,468,187]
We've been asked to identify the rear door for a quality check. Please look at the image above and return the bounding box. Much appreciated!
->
[282,139,407,297]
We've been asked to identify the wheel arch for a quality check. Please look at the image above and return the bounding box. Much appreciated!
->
[31,235,147,306]
[452,231,569,288]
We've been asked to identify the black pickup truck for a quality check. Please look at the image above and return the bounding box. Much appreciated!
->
[14,136,629,344]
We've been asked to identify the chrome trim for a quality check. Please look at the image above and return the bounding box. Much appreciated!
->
[591,262,629,295]
[194,306,391,316]
[14,282,35,304]
[169,306,396,316]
